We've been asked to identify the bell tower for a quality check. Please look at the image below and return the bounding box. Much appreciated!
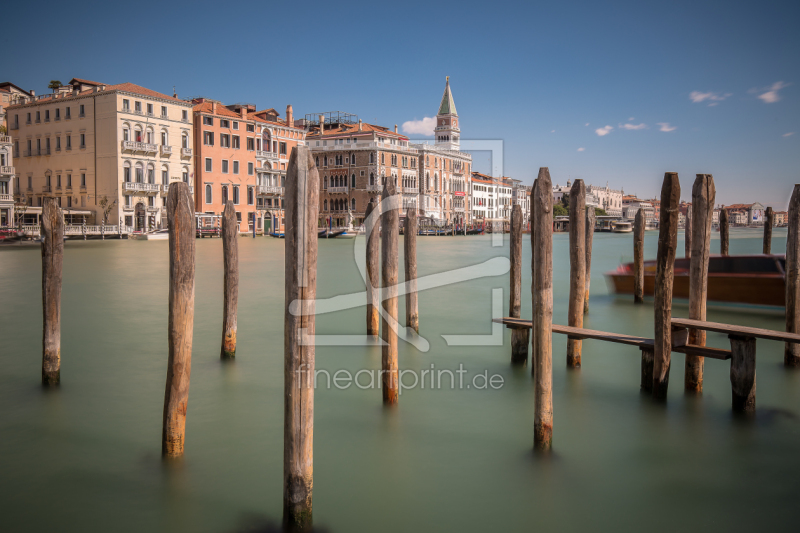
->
[435,76,460,150]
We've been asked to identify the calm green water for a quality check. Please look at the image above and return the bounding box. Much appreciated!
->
[1,228,798,532]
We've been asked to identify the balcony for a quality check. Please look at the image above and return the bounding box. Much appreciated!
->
[133,109,143,115]
[122,182,161,194]
[327,186,349,194]
[181,147,192,158]
[122,204,134,211]
[256,150,280,162]
[0,135,11,144]
[0,194,13,203]
[366,184,382,192]
[257,185,284,196]
[0,166,14,177]
[122,140,159,154]
[43,185,51,193]
[160,145,173,157]
[402,187,419,194]
[161,183,193,195]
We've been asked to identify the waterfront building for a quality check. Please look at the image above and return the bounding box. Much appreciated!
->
[622,195,655,225]
[775,211,787,226]
[1,82,32,130]
[6,78,194,230]
[1,131,14,226]
[192,100,303,234]
[512,181,532,226]
[470,172,513,223]
[724,203,765,225]
[587,183,623,216]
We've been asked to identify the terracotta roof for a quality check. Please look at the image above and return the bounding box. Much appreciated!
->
[192,101,244,119]
[107,82,187,103]
[69,78,105,86]
[307,122,407,140]
[724,203,754,210]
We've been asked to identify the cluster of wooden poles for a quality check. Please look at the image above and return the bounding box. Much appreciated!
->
[36,145,424,530]
[500,169,800,452]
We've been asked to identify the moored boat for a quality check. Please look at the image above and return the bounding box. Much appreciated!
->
[611,221,633,233]
[605,254,786,312]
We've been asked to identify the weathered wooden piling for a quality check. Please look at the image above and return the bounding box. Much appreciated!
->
[640,346,654,392]
[719,207,729,255]
[685,175,715,392]
[221,201,238,359]
[365,199,380,337]
[283,146,318,528]
[730,335,756,413]
[763,206,773,255]
[404,207,419,333]
[584,206,595,314]
[381,178,400,404]
[509,204,528,365]
[786,185,800,367]
[530,179,538,377]
[633,209,645,304]
[41,198,63,386]
[532,168,553,450]
[162,182,196,458]
[684,205,692,259]
[567,179,586,368]
[652,173,680,400]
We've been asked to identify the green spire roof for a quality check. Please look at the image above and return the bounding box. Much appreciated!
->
[438,76,458,116]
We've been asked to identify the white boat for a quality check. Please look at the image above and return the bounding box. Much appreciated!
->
[612,221,633,233]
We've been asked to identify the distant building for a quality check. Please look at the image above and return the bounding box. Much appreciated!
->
[1,131,14,226]
[587,183,623,217]
[724,202,765,225]
[470,172,513,222]
[622,195,655,225]
[775,211,787,226]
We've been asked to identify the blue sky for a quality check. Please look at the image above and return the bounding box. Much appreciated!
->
[4,0,798,207]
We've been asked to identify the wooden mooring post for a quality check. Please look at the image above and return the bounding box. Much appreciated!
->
[567,179,586,368]
[584,206,595,314]
[763,206,773,255]
[404,206,419,333]
[652,173,680,400]
[365,199,380,337]
[221,201,238,359]
[786,185,800,367]
[685,174,715,392]
[41,198,63,386]
[530,178,538,376]
[381,178,400,404]
[509,204,528,365]
[283,146,318,528]
[633,209,645,304]
[684,205,692,259]
[162,182,196,458]
[719,207,729,255]
[532,168,553,450]
[730,335,756,413]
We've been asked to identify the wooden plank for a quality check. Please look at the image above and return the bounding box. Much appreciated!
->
[730,336,756,413]
[673,344,731,361]
[672,317,800,343]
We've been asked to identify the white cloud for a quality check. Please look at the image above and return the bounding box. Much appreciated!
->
[595,125,613,136]
[619,122,647,130]
[784,132,796,137]
[551,129,555,133]
[756,81,790,103]
[401,117,436,136]
[689,91,732,105]
[585,122,590,127]
[577,147,585,152]
[628,117,635,121]
[657,122,677,132]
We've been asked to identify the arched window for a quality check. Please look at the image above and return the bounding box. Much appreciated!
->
[315,157,319,167]
[182,133,189,149]
[123,124,130,141]
[369,173,374,186]
[351,198,356,211]
[370,153,374,164]
[324,176,328,189]
[161,165,169,185]
[324,199,328,211]
[147,164,155,183]
[134,126,143,142]
[324,156,328,167]
[145,127,154,144]
[205,184,212,204]
[135,162,144,182]
[123,161,132,182]
[161,130,168,146]
[351,174,355,188]
[222,185,228,204]
[182,167,189,183]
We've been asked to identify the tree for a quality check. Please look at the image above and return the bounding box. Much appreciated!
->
[553,204,568,217]
[48,80,62,91]
[594,207,608,216]
[98,195,117,224]
[560,192,570,209]
[0,125,7,135]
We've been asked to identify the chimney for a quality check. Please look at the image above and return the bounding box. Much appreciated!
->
[319,114,325,133]
[394,124,398,133]
[286,104,293,127]
[30,90,35,97]
[211,101,217,114]
[72,86,78,96]
[240,106,247,119]
[358,119,362,132]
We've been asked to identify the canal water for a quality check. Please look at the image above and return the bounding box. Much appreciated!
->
[0,228,797,532]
